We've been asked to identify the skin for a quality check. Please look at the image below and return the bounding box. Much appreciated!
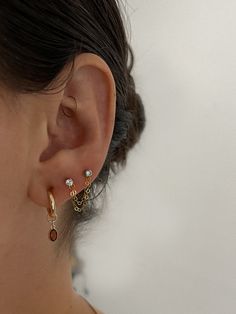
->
[0,53,116,314]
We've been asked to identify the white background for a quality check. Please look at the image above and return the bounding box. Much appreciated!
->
[74,1,236,313]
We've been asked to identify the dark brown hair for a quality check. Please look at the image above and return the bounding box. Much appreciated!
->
[0,0,146,255]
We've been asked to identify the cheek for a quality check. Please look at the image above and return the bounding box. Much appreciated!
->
[0,112,30,212]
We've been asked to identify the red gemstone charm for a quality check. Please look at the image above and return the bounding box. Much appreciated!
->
[49,228,58,241]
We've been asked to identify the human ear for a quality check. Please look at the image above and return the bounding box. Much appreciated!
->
[27,53,116,209]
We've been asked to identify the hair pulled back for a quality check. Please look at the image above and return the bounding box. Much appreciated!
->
[0,0,146,254]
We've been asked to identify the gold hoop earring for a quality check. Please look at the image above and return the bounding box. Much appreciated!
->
[47,190,58,241]
[65,169,93,212]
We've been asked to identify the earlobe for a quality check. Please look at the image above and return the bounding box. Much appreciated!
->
[27,53,116,210]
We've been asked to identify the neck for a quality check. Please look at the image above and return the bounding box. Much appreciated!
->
[0,200,90,314]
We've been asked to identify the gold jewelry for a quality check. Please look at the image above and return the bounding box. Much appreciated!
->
[47,190,58,241]
[65,170,93,212]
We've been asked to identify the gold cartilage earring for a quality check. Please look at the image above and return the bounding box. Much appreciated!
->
[47,190,58,241]
[65,170,93,212]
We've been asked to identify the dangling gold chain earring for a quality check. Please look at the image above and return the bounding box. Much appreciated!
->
[47,190,58,241]
[65,169,93,212]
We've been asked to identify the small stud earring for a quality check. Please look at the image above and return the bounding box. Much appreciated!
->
[65,169,93,212]
[65,178,82,212]
[83,169,93,207]
[47,190,58,241]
